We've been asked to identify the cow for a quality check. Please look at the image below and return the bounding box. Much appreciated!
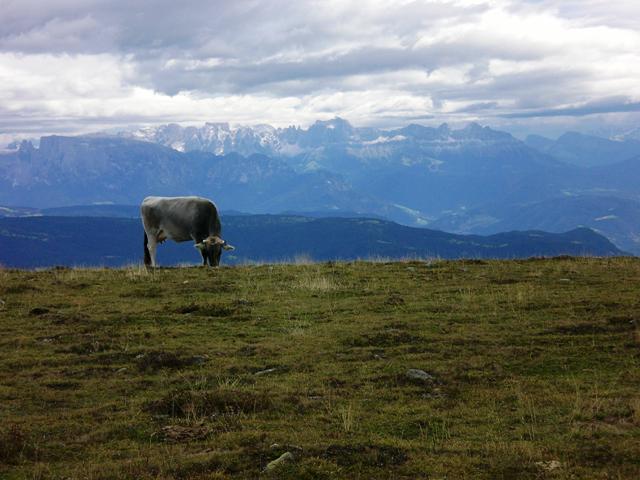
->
[141,196,234,267]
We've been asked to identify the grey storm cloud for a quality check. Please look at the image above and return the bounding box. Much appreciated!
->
[143,38,547,96]
[1,0,639,137]
[500,97,640,119]
[1,0,526,95]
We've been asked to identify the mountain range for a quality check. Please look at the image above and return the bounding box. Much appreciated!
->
[524,131,640,167]
[0,215,624,268]
[1,118,640,253]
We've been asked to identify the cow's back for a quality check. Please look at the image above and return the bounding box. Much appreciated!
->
[141,196,219,241]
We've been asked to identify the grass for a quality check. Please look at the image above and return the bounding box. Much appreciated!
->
[0,257,639,479]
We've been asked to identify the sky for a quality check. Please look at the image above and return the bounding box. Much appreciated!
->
[1,0,639,142]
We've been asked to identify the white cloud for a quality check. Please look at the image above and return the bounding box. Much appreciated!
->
[0,0,638,138]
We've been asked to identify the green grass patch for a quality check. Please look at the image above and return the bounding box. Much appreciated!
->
[0,258,639,478]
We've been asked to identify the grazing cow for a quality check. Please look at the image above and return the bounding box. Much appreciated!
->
[141,196,234,267]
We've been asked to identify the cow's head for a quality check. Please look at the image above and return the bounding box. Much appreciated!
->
[195,235,235,266]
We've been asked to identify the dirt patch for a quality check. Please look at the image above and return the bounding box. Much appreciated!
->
[490,278,520,285]
[484,456,540,479]
[384,293,405,306]
[146,388,273,418]
[607,316,636,330]
[29,307,50,316]
[461,259,489,265]
[520,255,572,262]
[62,341,111,355]
[120,287,162,298]
[175,303,200,314]
[4,284,41,294]
[47,313,90,325]
[545,323,618,335]
[344,329,422,348]
[136,351,207,372]
[176,303,237,317]
[37,334,64,344]
[320,444,408,467]
[0,425,37,464]
[326,377,347,389]
[44,381,80,390]
[574,442,615,467]
[549,255,575,261]
[157,423,212,443]
[233,298,253,307]
[236,345,258,357]
[374,371,444,394]
[200,304,238,317]
[61,366,115,379]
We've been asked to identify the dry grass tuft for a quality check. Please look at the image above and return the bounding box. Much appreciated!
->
[293,267,340,292]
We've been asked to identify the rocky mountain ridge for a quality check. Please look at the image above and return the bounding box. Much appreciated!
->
[2,118,639,253]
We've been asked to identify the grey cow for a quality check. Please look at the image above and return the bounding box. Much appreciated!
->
[141,196,234,267]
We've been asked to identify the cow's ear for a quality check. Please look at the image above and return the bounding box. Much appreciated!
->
[222,243,235,251]
[194,242,206,251]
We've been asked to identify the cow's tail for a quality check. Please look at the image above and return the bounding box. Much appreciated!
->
[143,231,151,266]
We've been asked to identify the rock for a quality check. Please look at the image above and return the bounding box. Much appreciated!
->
[190,355,208,365]
[263,451,295,472]
[406,369,434,383]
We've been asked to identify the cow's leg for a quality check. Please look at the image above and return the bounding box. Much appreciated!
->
[192,233,210,267]
[199,248,208,266]
[143,231,152,266]
[147,236,158,267]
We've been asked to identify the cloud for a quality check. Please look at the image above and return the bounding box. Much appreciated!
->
[0,0,639,137]
[500,97,640,118]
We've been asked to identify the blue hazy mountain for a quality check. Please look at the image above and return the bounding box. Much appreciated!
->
[2,119,640,254]
[0,215,624,268]
[430,195,640,255]
[0,122,573,218]
[0,135,422,225]
[525,131,640,167]
[115,119,587,216]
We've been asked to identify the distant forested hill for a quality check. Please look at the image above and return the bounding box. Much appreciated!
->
[0,215,625,268]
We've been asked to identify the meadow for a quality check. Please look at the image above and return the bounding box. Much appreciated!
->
[1,257,639,479]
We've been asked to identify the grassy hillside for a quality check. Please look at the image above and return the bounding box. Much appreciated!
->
[1,258,639,479]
